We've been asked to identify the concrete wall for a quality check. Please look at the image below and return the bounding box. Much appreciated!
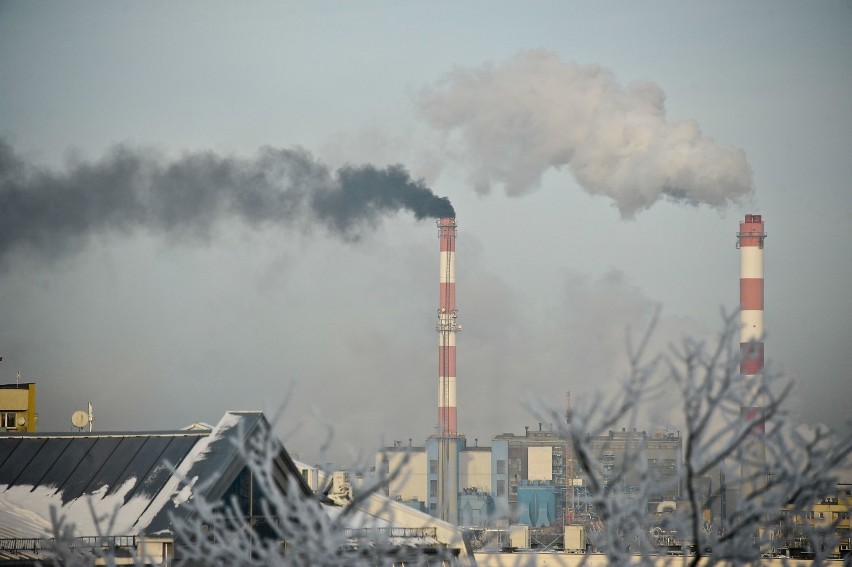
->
[461,450,492,491]
[383,449,428,504]
[528,446,553,481]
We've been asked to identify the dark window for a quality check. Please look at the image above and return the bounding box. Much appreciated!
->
[497,459,506,474]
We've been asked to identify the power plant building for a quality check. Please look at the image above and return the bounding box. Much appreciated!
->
[379,425,683,528]
[376,213,685,528]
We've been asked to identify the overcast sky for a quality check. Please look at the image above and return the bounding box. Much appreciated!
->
[1,2,850,463]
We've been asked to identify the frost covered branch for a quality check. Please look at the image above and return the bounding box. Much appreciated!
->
[532,310,852,564]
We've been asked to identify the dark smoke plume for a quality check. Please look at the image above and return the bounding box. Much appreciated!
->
[0,140,454,262]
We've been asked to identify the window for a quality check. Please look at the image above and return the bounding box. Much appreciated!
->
[2,413,15,429]
[497,480,506,497]
[429,460,437,475]
[430,479,437,494]
[496,459,506,474]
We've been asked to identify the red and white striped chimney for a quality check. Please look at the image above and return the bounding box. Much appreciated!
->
[437,218,460,435]
[737,214,766,423]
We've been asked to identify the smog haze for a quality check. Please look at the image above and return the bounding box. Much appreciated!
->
[1,2,850,462]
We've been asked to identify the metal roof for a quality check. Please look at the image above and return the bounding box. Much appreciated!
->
[0,411,312,545]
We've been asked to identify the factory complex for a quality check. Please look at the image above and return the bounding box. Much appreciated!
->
[370,213,850,558]
[2,212,851,563]
[374,216,763,533]
[378,423,683,539]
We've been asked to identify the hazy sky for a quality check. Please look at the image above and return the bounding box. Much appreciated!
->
[1,2,850,463]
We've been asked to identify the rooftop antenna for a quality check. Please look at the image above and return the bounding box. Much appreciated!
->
[71,402,94,432]
[565,391,573,424]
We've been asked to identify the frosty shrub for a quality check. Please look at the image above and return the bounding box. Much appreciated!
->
[165,421,460,566]
[532,309,852,566]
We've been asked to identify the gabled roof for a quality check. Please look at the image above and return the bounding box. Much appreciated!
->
[0,411,311,541]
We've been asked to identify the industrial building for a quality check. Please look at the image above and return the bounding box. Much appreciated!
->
[10,210,846,559]
[0,383,36,433]
[379,424,682,531]
[585,427,683,504]
[374,211,852,562]
[378,216,683,535]
[788,483,852,557]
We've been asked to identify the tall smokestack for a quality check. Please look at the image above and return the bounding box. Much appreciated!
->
[435,217,461,524]
[738,214,766,408]
[437,217,460,435]
[737,213,766,506]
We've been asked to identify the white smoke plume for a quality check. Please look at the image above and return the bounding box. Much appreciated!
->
[417,50,753,218]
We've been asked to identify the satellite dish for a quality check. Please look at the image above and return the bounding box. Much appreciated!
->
[71,410,88,429]
[16,416,25,427]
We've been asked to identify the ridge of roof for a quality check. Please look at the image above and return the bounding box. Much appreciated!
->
[0,411,310,540]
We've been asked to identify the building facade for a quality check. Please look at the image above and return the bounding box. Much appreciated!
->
[379,425,683,529]
[0,382,36,432]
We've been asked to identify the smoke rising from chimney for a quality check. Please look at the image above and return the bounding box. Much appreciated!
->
[417,50,752,218]
[0,140,454,262]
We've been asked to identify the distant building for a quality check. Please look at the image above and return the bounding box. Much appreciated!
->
[492,424,573,525]
[0,382,36,432]
[379,439,429,507]
[781,482,852,558]
[378,424,683,529]
[586,428,683,506]
[377,435,493,527]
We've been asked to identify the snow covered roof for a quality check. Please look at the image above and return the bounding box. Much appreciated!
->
[0,411,312,544]
[294,459,473,562]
